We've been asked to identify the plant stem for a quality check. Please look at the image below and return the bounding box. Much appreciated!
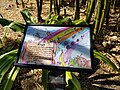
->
[36,0,43,22]
[74,0,80,20]
[94,0,102,37]
[98,0,110,33]
[50,0,52,12]
[86,0,95,23]
[54,0,60,15]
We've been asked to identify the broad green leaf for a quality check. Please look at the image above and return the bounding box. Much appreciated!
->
[0,59,14,83]
[94,50,120,73]
[66,71,82,90]
[0,52,16,69]
[8,22,25,33]
[21,9,36,24]
[0,49,18,60]
[0,18,25,33]
[0,66,20,90]
[0,49,18,83]
[0,18,12,26]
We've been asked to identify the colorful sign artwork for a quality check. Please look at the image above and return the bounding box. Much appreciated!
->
[17,25,93,69]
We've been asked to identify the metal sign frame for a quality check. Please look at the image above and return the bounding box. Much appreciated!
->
[14,24,94,72]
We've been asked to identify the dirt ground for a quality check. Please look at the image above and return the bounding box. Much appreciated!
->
[0,0,120,90]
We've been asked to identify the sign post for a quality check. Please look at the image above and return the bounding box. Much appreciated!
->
[14,24,93,89]
[48,70,65,90]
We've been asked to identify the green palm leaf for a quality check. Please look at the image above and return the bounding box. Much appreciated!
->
[0,18,25,33]
[0,66,20,90]
[0,49,18,83]
[94,50,120,73]
[21,9,36,24]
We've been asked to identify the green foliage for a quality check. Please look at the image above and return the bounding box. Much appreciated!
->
[66,71,82,90]
[21,9,36,24]
[0,18,12,26]
[8,22,25,33]
[0,49,19,90]
[94,50,120,73]
[0,8,38,89]
[0,49,18,83]
[56,17,72,25]
[0,66,20,90]
[0,18,25,33]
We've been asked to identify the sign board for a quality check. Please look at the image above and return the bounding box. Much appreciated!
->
[14,24,94,72]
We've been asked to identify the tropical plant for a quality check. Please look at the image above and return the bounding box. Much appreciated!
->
[0,9,32,90]
[0,49,20,90]
[0,15,25,90]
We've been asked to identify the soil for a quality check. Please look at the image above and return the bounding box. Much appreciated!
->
[0,0,120,90]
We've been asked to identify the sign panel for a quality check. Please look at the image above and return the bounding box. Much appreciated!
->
[15,25,93,72]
